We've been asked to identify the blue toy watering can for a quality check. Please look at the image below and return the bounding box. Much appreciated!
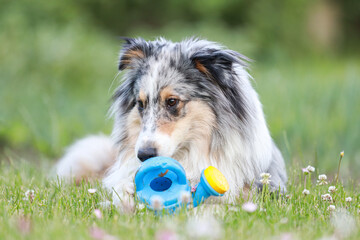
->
[134,156,229,212]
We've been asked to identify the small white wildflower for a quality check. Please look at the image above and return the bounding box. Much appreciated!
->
[23,190,35,202]
[89,226,118,240]
[88,188,97,194]
[280,233,293,240]
[345,197,352,203]
[340,151,344,157]
[319,174,327,180]
[150,195,164,211]
[242,202,257,213]
[280,217,288,224]
[259,207,266,212]
[260,173,271,178]
[99,200,112,209]
[331,208,356,239]
[327,205,336,211]
[285,194,291,199]
[317,174,328,185]
[306,165,315,173]
[321,194,333,202]
[179,191,191,204]
[186,215,222,239]
[302,189,310,195]
[228,206,240,212]
[302,168,309,175]
[137,203,146,211]
[155,229,178,240]
[94,209,102,219]
[328,186,336,193]
[17,217,31,235]
[260,173,271,185]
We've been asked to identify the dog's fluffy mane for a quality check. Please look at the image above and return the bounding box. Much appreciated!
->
[56,37,287,206]
[104,37,286,202]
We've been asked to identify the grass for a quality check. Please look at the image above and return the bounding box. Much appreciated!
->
[1,6,360,239]
[0,154,359,240]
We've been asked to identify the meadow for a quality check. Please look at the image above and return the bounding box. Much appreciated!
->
[1,5,360,239]
[0,156,359,239]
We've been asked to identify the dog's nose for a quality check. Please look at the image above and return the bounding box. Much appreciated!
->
[137,147,157,162]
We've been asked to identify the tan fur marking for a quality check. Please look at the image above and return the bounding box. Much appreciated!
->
[139,90,146,103]
[121,49,145,69]
[158,121,176,136]
[195,60,211,77]
[157,86,182,136]
[161,101,216,163]
[172,102,215,165]
[124,49,144,59]
[160,86,176,101]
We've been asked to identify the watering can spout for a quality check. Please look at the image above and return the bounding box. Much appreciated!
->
[193,166,229,207]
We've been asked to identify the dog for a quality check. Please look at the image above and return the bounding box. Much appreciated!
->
[55,37,287,211]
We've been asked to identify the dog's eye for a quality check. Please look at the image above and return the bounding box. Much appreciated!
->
[166,98,179,108]
[137,100,144,110]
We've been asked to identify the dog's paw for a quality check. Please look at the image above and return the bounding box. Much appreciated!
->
[112,182,136,214]
[122,181,135,195]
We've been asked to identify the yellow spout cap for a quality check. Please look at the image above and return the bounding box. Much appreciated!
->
[204,166,229,194]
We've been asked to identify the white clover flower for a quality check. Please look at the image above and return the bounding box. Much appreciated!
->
[88,188,97,194]
[94,209,102,219]
[137,203,146,211]
[321,194,333,202]
[302,189,310,195]
[280,217,288,224]
[89,226,118,240]
[260,173,271,178]
[99,200,112,209]
[327,205,336,211]
[317,174,328,185]
[242,202,257,213]
[331,208,356,239]
[150,195,164,211]
[23,190,35,201]
[345,197,352,203]
[186,215,222,239]
[319,174,327,180]
[328,186,336,193]
[306,165,315,173]
[260,173,271,185]
[155,229,178,240]
[302,168,309,175]
[228,206,240,212]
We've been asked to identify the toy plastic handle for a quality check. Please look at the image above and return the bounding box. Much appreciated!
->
[135,161,187,191]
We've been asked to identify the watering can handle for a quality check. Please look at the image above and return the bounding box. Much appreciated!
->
[135,160,187,191]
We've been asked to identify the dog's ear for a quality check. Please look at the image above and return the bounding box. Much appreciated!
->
[191,49,250,122]
[118,37,151,70]
[191,49,248,82]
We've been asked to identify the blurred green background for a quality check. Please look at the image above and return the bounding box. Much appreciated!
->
[0,0,359,177]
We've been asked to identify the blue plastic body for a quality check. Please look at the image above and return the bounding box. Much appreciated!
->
[135,157,191,212]
[192,169,223,207]
[135,157,225,213]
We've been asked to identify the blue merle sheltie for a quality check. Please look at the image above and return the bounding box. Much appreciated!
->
[55,37,287,211]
